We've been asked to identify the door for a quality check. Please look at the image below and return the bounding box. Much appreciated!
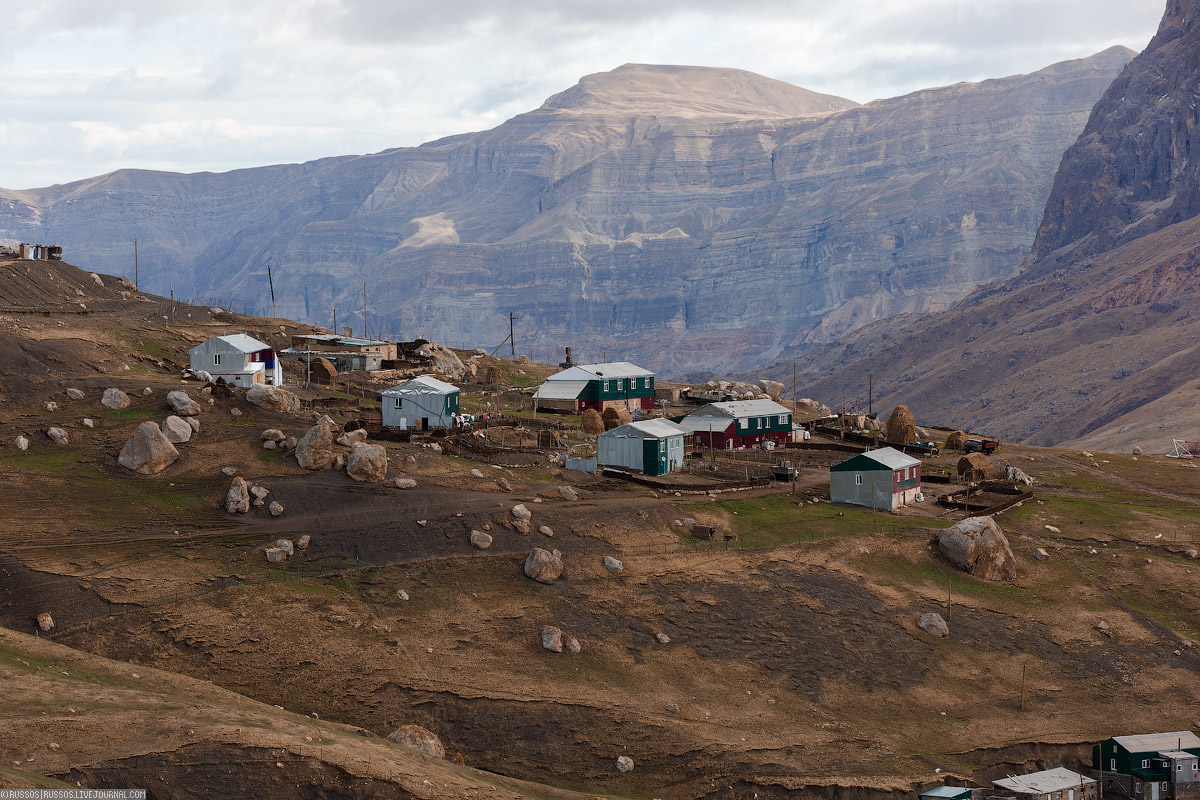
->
[1152,782,1159,800]
[421,418,429,431]
[1070,790,1075,800]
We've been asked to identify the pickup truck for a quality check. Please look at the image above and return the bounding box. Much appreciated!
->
[964,438,1000,455]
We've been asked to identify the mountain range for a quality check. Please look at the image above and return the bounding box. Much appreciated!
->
[0,49,1132,375]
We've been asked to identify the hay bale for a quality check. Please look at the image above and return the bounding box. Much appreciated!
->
[601,406,632,431]
[957,452,996,481]
[945,430,968,449]
[484,366,503,384]
[885,405,917,445]
[581,409,605,434]
[311,357,338,383]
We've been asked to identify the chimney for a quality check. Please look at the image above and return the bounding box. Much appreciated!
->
[559,346,575,369]
[343,327,353,337]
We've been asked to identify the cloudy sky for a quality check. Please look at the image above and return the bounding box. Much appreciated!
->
[0,0,1162,190]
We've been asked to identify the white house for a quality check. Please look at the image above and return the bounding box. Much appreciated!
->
[189,334,282,388]
[381,376,461,430]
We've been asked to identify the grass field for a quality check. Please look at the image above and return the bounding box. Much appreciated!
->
[716,495,953,549]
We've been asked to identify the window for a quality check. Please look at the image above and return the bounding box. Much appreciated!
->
[213,354,222,366]
[1143,761,1150,769]
[394,398,402,409]
[738,418,745,429]
[778,415,787,425]
[1111,760,1117,771]
[855,475,863,486]
[1178,765,1183,772]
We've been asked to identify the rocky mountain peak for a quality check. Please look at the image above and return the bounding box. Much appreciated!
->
[538,63,858,119]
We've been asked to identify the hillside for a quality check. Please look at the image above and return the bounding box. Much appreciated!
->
[0,50,1131,375]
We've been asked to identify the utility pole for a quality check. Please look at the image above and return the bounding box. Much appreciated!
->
[509,312,516,358]
[362,282,367,339]
[267,264,276,319]
[332,308,336,334]
[793,361,797,416]
[868,373,873,417]
[947,578,952,627]
[169,286,175,325]
[134,238,138,291]
[1019,661,1026,710]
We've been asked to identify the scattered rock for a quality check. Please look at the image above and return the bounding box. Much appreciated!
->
[336,429,368,447]
[388,725,445,759]
[616,755,634,773]
[511,504,532,521]
[264,547,286,563]
[263,441,277,450]
[394,478,417,489]
[1186,549,1198,560]
[405,454,417,465]
[296,421,336,470]
[512,518,532,535]
[117,423,180,474]
[1004,463,1034,485]
[470,468,484,478]
[417,520,427,527]
[82,418,94,428]
[46,426,70,445]
[1034,548,1050,561]
[1044,525,1061,534]
[1132,446,1144,455]
[261,428,285,442]
[524,548,564,584]
[250,485,269,500]
[345,443,388,481]
[558,485,579,501]
[246,385,301,413]
[541,626,564,653]
[655,633,671,644]
[269,501,284,517]
[161,415,193,444]
[538,525,554,537]
[857,546,871,555]
[15,435,29,451]
[274,539,294,556]
[221,466,237,476]
[428,442,442,454]
[1095,619,1111,633]
[142,387,153,396]
[918,612,949,638]
[936,517,1017,581]
[497,477,513,492]
[44,401,58,412]
[101,388,130,410]
[36,613,53,632]
[470,530,493,549]
[297,535,310,549]
[397,589,410,600]
[226,477,251,514]
[229,408,242,417]
[166,390,201,416]
[282,435,296,450]
[666,704,678,713]
[566,637,581,653]
[603,556,623,574]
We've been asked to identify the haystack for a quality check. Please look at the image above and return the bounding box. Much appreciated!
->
[483,366,503,385]
[581,409,605,435]
[602,405,633,431]
[957,452,996,481]
[885,405,917,445]
[311,356,338,384]
[945,430,968,450]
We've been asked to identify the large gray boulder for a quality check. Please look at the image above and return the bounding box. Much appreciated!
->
[226,477,251,514]
[46,427,69,445]
[470,530,493,549]
[14,435,29,451]
[295,420,335,470]
[937,516,1017,581]
[918,612,949,638]
[65,388,85,400]
[757,379,786,400]
[388,725,445,759]
[117,422,180,475]
[524,548,564,584]
[336,429,368,447]
[346,442,388,482]
[246,385,301,414]
[166,390,201,416]
[541,626,563,653]
[161,415,193,444]
[101,388,130,410]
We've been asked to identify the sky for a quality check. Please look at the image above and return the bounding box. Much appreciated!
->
[0,0,1163,190]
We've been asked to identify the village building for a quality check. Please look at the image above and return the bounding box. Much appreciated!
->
[381,376,461,430]
[1094,732,1200,800]
[919,786,973,800]
[673,399,793,450]
[597,419,687,476]
[992,768,1097,800]
[188,334,282,388]
[829,447,922,510]
[533,362,655,413]
[17,243,62,261]
[283,333,398,372]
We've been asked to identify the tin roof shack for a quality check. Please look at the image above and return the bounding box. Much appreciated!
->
[189,334,281,388]
[533,362,655,414]
[1095,732,1200,800]
[920,786,973,800]
[284,334,397,372]
[674,399,793,450]
[18,243,63,260]
[829,447,921,511]
[993,768,1096,800]
[597,419,686,477]
[381,376,460,431]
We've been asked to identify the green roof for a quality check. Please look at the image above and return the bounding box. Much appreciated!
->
[920,787,973,800]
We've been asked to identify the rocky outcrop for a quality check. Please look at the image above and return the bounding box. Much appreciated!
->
[388,725,445,759]
[937,517,1017,581]
[117,422,180,475]
[246,385,301,414]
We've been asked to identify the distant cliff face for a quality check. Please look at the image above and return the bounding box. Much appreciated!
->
[0,54,1131,375]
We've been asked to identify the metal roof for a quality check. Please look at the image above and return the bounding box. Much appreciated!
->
[1159,751,1197,759]
[204,333,272,353]
[546,362,654,380]
[671,415,733,435]
[861,446,921,469]
[688,399,791,419]
[919,786,973,799]
[1114,732,1200,753]
[293,333,390,347]
[533,380,589,400]
[381,375,459,395]
[993,768,1095,795]
[600,419,686,440]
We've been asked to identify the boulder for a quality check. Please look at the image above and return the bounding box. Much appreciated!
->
[656,633,671,644]
[1132,446,1144,455]
[558,485,579,501]
[566,637,581,653]
[1034,548,1050,561]
[226,477,251,514]
[885,405,917,445]
[36,612,54,632]
[65,388,84,401]
[918,612,949,638]
[333,453,346,470]
[1004,463,1034,485]
[541,626,563,653]
[394,477,417,489]
[274,539,294,556]
[497,477,513,492]
[246,385,301,414]
[186,417,200,433]
[161,415,193,444]
[388,725,446,759]
[269,501,284,517]
[346,442,389,482]
[82,418,95,428]
[510,504,532,521]
[336,429,368,447]
[15,435,29,451]
[580,409,605,434]
[264,547,286,563]
[118,423,180,474]
[603,556,624,574]
[250,485,269,500]
[538,525,554,537]
[282,436,297,450]
[602,405,633,431]
[44,401,58,412]
[46,427,69,445]
[617,755,635,774]
[757,379,786,400]
[101,388,130,410]
[796,398,831,416]
[957,452,996,480]
[166,391,201,416]
[297,535,311,549]
[263,440,277,450]
[260,429,285,442]
[524,548,564,584]
[470,468,484,478]
[470,530,493,549]
[221,466,237,476]
[945,430,968,449]
[295,421,335,470]
[414,342,466,381]
[937,517,1017,581]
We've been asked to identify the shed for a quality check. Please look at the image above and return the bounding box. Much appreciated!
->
[188,334,281,388]
[993,768,1096,800]
[919,786,973,800]
[597,419,686,476]
[829,447,921,510]
[381,376,461,430]
[533,362,655,413]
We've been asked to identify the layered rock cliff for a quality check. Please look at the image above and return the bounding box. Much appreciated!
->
[0,53,1131,374]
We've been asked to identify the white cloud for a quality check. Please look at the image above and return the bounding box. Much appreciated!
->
[0,0,1163,189]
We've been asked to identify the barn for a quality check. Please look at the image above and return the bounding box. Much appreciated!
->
[597,419,686,476]
[381,376,461,430]
[829,447,921,510]
[188,334,282,388]
[533,362,655,413]
[674,400,793,450]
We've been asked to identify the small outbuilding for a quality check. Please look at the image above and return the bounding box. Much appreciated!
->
[381,376,460,430]
[189,334,281,387]
[597,419,686,476]
[993,768,1096,800]
[829,447,921,510]
[919,786,973,800]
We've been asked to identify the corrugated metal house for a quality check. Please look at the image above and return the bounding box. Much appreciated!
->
[674,399,793,450]
[381,375,460,430]
[1095,732,1200,800]
[533,362,655,413]
[829,447,921,510]
[919,786,973,800]
[283,334,397,372]
[188,334,281,388]
[597,419,686,476]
